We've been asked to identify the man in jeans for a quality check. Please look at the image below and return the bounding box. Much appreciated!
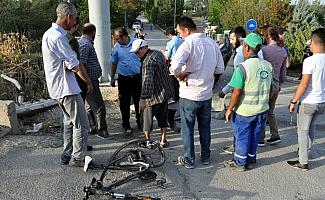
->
[42,2,93,167]
[79,23,112,139]
[170,16,224,169]
[287,28,325,171]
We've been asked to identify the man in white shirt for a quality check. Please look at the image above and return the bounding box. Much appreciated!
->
[287,28,325,171]
[42,2,93,167]
[170,16,224,169]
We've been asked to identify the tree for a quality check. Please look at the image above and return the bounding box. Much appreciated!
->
[207,0,224,28]
[0,0,57,38]
[144,0,184,29]
[286,0,322,62]
[215,0,292,31]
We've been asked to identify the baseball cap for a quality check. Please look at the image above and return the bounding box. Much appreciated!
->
[243,33,262,48]
[129,39,148,53]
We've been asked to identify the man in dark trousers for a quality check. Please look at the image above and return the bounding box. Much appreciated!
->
[79,23,112,139]
[111,27,142,135]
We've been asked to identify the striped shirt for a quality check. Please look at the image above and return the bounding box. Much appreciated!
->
[141,50,174,106]
[78,35,102,80]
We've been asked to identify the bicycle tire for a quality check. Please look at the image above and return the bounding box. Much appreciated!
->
[110,139,165,170]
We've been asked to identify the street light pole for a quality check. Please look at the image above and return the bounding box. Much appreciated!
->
[173,0,177,28]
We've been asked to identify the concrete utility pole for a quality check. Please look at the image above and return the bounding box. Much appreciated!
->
[173,0,177,29]
[88,0,112,82]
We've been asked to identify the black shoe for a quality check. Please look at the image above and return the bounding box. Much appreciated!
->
[97,131,113,139]
[69,158,85,167]
[287,160,308,171]
[258,141,266,147]
[201,158,210,165]
[60,154,71,165]
[170,125,181,134]
[124,128,133,136]
[266,137,281,145]
[245,160,256,170]
[89,127,98,135]
[87,145,93,151]
[222,145,234,154]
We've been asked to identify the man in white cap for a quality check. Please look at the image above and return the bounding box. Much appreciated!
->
[130,39,173,148]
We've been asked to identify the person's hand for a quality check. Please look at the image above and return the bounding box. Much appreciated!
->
[139,99,147,112]
[225,109,233,123]
[110,78,116,87]
[218,91,225,98]
[177,72,191,82]
[86,82,93,95]
[288,103,295,113]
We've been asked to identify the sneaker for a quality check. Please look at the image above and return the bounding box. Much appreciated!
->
[69,158,85,167]
[124,128,133,136]
[60,154,71,165]
[97,131,113,139]
[245,160,256,170]
[87,145,93,151]
[222,145,234,154]
[171,125,181,134]
[258,141,266,147]
[224,160,246,172]
[177,156,195,169]
[89,127,98,135]
[201,159,210,165]
[287,160,308,171]
[266,137,281,145]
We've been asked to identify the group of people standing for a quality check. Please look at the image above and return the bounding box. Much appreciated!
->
[42,2,325,172]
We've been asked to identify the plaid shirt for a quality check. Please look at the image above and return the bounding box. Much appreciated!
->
[141,50,174,106]
[78,35,102,80]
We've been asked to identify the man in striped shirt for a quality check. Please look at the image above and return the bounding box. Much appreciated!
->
[130,39,174,148]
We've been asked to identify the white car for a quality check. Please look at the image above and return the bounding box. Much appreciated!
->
[132,21,141,30]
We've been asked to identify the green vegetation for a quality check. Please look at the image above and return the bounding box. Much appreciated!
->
[286,0,322,62]
[144,0,184,29]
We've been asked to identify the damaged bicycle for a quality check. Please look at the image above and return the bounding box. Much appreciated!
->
[83,139,166,200]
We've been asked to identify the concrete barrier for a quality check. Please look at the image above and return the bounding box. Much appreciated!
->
[0,100,20,135]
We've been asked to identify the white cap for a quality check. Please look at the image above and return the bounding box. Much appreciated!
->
[129,39,148,53]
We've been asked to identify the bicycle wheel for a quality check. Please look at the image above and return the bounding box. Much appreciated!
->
[110,139,165,171]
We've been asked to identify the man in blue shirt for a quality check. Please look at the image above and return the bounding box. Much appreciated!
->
[164,28,184,61]
[163,28,184,134]
[111,27,142,135]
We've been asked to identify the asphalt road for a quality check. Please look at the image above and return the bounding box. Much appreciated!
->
[1,18,325,200]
